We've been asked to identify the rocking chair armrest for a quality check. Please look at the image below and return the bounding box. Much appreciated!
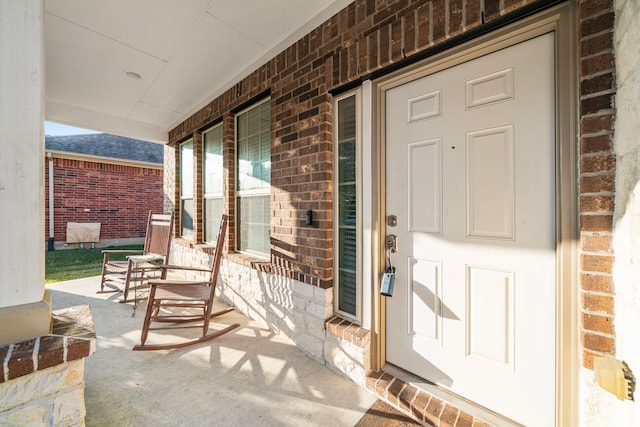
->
[156,264,211,273]
[102,249,144,263]
[148,279,210,287]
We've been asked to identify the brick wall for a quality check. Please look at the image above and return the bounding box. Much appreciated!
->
[45,156,164,244]
[170,0,557,288]
[168,0,617,368]
[578,0,616,369]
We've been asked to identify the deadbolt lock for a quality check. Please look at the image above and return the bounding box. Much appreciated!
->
[387,215,397,227]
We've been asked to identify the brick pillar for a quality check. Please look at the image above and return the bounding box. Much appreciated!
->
[577,0,616,370]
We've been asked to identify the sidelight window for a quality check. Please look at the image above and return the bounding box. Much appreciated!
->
[334,91,360,320]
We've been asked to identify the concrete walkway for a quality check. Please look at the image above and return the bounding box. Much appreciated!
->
[47,277,377,427]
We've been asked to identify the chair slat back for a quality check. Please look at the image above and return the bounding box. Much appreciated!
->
[144,212,174,260]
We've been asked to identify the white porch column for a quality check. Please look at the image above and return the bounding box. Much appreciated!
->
[0,0,50,344]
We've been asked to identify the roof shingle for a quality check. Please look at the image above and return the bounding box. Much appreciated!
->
[45,134,163,164]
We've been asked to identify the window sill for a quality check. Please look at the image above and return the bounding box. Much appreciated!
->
[225,251,270,269]
[172,240,332,288]
[325,316,370,348]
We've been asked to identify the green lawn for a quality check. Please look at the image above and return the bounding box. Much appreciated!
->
[45,245,143,284]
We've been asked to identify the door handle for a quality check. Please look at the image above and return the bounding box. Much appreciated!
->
[387,234,397,253]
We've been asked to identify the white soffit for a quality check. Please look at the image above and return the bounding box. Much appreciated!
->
[44,0,353,143]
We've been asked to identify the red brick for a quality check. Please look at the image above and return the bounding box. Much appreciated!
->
[580,195,614,213]
[582,313,614,335]
[580,154,615,174]
[7,340,35,380]
[398,384,418,412]
[376,373,395,397]
[581,52,615,77]
[402,10,417,56]
[410,391,431,421]
[581,73,614,96]
[581,32,613,57]
[583,350,599,369]
[582,292,614,314]
[440,403,460,427]
[366,370,385,391]
[37,336,65,370]
[387,378,405,405]
[449,0,463,36]
[580,12,615,38]
[465,0,482,30]
[580,174,614,193]
[581,253,613,273]
[581,234,613,253]
[424,396,445,426]
[580,214,613,232]
[416,4,431,49]
[66,338,91,361]
[432,0,446,44]
[583,332,615,353]
[455,412,474,427]
[580,94,613,115]
[503,0,522,14]
[580,0,614,20]
[484,0,501,21]
[581,273,614,293]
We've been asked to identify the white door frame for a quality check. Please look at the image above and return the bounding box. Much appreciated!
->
[369,3,578,425]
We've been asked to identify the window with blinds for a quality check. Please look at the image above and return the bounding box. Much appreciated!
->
[180,138,194,239]
[237,99,271,256]
[203,124,224,243]
[335,92,359,319]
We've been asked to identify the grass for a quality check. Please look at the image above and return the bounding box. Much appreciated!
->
[45,245,143,284]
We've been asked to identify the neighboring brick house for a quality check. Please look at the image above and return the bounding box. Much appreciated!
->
[45,133,163,249]
[163,1,640,426]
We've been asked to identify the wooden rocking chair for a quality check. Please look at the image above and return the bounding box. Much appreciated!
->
[133,214,239,351]
[99,212,173,304]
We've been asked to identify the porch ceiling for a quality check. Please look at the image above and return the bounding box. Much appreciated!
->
[44,0,351,143]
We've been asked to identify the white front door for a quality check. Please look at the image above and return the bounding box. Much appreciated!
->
[385,33,556,426]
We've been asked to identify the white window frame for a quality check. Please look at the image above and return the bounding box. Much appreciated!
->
[235,98,271,258]
[180,138,194,239]
[333,89,362,322]
[203,123,224,243]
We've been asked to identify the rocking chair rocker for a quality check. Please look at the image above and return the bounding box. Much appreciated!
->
[133,214,239,351]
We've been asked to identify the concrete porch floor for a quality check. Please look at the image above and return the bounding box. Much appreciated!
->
[46,277,421,426]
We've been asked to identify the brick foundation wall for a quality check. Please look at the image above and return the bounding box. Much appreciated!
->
[45,156,164,244]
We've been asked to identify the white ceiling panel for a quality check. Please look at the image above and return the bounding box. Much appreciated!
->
[44,0,353,143]
[44,13,165,116]
[142,13,265,114]
[129,102,184,128]
[208,0,336,49]
[44,0,211,61]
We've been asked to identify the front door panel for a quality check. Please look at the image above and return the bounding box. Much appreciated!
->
[385,33,556,426]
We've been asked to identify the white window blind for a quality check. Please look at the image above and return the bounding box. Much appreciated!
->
[237,100,271,256]
[203,125,224,243]
[180,139,194,239]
